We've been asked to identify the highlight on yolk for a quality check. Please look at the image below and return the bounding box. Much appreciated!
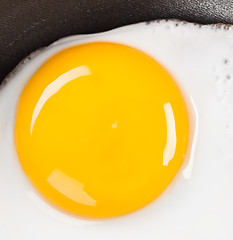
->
[15,42,189,218]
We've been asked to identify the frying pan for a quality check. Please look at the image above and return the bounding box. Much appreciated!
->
[1,0,233,83]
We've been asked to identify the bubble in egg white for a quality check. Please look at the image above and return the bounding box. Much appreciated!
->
[0,20,233,239]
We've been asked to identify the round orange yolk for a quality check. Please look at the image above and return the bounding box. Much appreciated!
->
[15,42,189,218]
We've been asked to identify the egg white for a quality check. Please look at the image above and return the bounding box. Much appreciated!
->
[0,20,233,239]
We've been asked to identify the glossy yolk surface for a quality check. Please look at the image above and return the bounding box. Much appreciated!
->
[15,42,189,218]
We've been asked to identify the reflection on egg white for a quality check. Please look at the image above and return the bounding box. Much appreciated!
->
[182,96,199,179]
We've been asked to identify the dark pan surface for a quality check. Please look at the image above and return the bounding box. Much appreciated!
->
[1,0,233,82]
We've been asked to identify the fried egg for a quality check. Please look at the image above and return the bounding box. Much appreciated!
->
[0,20,233,239]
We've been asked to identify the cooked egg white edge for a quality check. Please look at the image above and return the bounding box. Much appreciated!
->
[0,20,233,239]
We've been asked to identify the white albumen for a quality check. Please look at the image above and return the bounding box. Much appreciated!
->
[0,20,233,239]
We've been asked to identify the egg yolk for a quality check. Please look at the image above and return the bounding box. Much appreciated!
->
[15,42,189,218]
